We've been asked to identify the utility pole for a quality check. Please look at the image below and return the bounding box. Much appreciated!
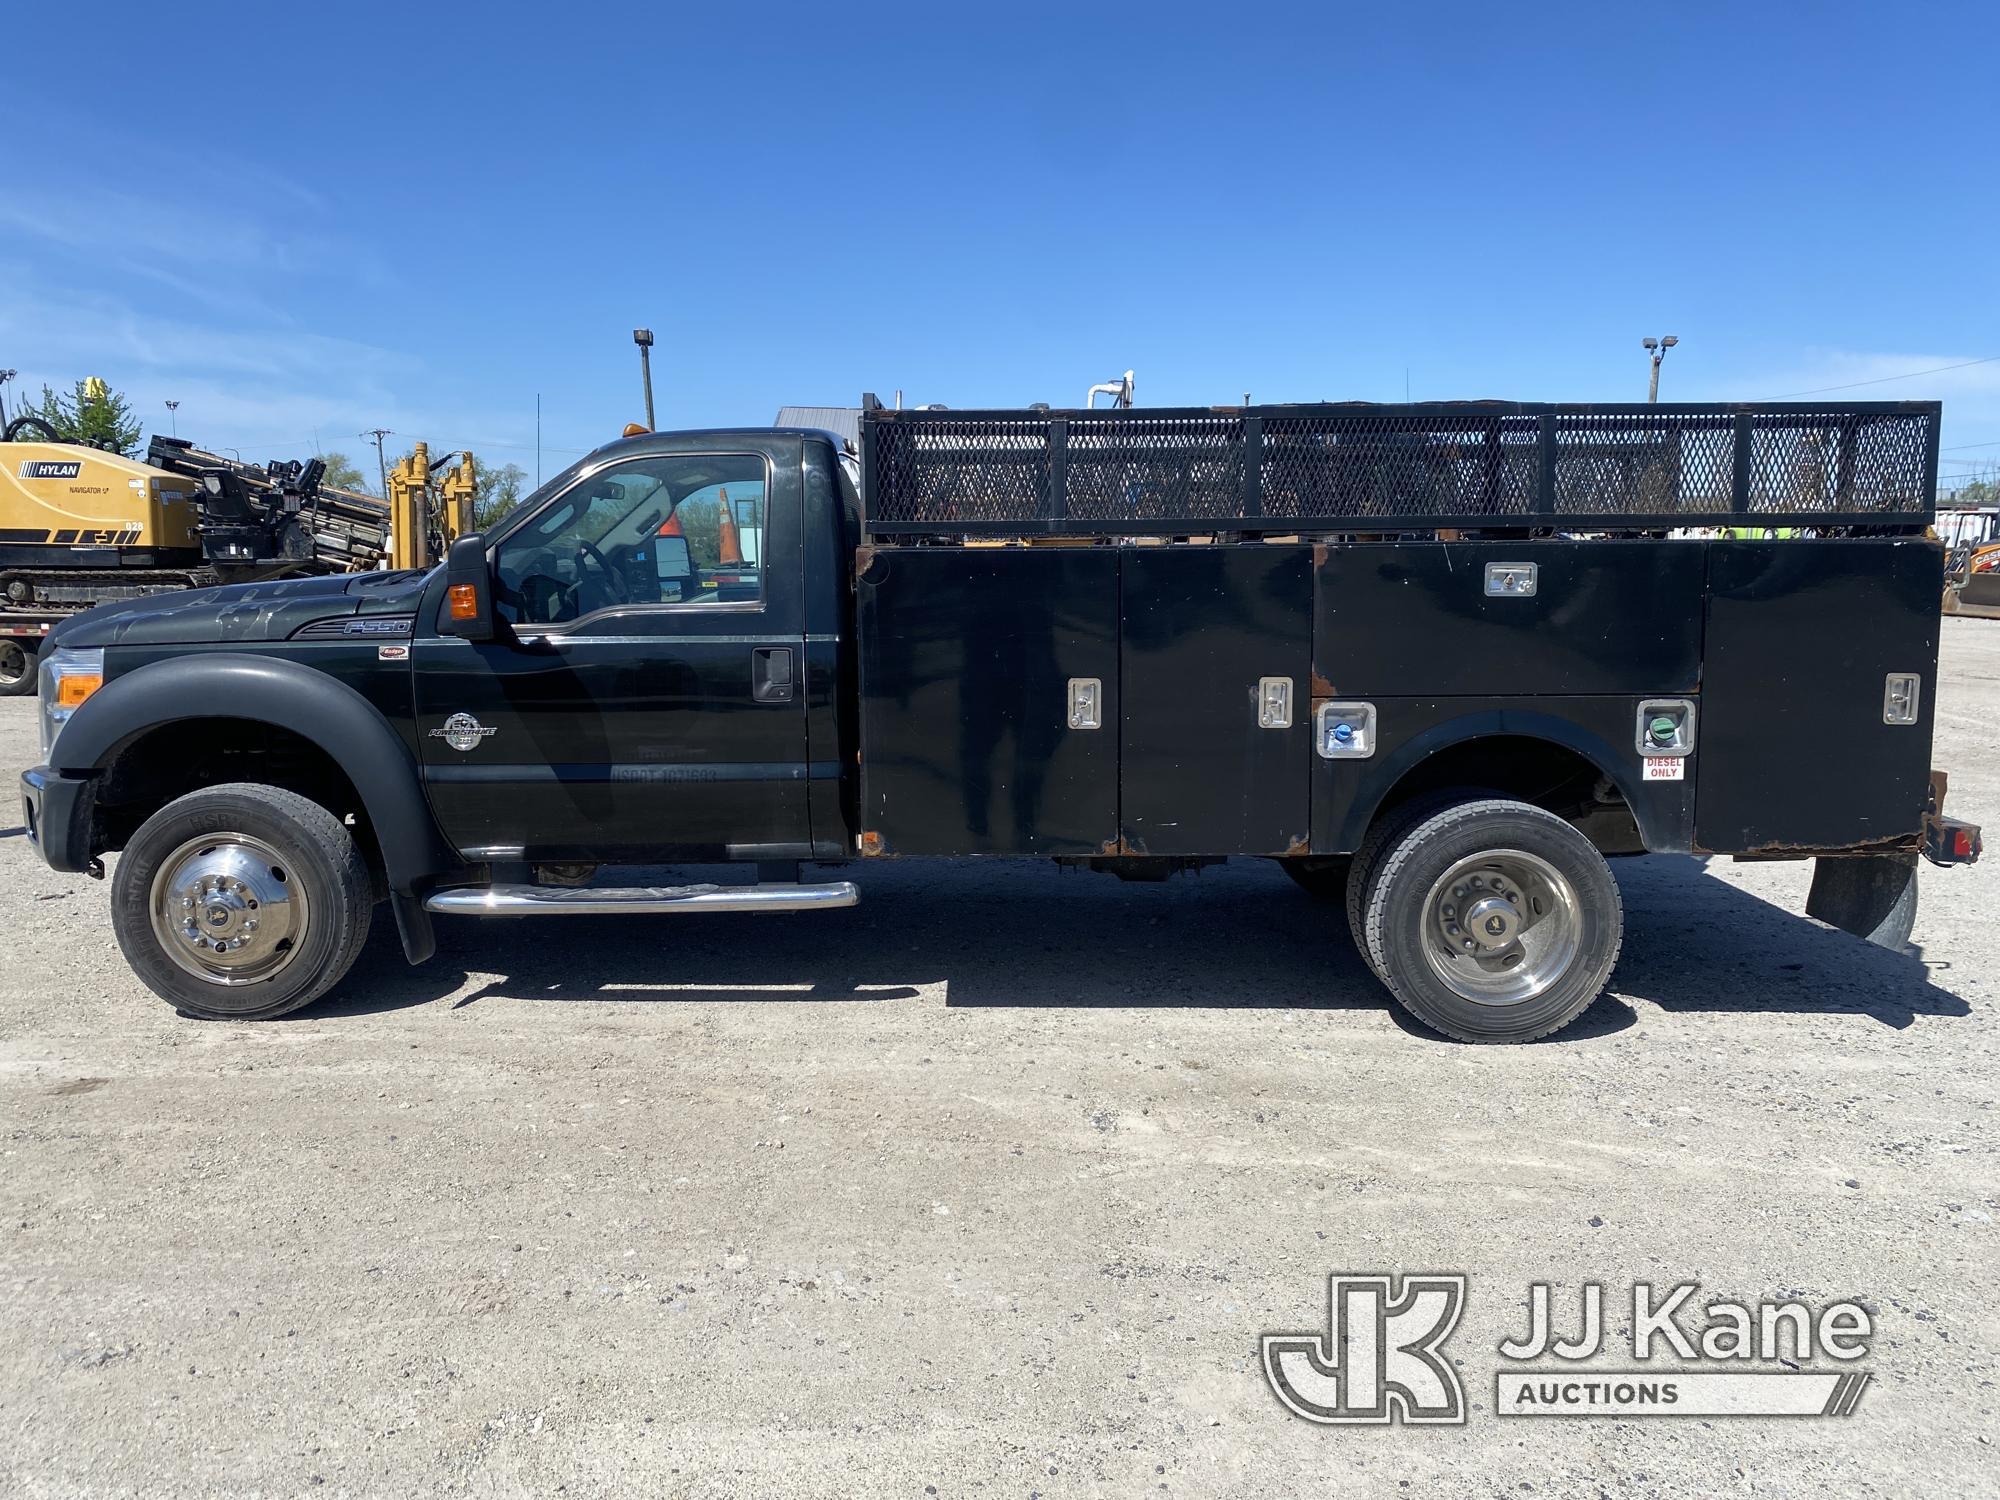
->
[1643,335,1679,402]
[361,428,394,499]
[164,399,179,437]
[633,329,656,431]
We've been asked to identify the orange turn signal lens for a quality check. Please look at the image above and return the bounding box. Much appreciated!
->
[56,673,102,708]
[447,584,479,620]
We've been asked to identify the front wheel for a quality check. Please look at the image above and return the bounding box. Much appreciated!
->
[110,783,374,1020]
[1361,799,1623,1043]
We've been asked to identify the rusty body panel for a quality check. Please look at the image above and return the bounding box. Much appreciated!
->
[1305,693,1697,856]
[855,545,1119,855]
[1119,545,1312,855]
[1694,539,1942,853]
[845,531,1947,865]
[1311,539,1704,698]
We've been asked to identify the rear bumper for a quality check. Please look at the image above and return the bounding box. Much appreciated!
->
[20,766,96,874]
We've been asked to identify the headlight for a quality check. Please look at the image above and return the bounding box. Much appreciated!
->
[40,647,103,757]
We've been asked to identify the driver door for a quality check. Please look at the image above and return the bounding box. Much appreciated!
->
[413,440,812,864]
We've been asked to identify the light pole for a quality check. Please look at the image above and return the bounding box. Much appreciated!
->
[633,328,656,431]
[164,399,179,437]
[361,429,393,498]
[1643,335,1679,402]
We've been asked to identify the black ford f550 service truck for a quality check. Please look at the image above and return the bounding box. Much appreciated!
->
[20,400,1983,1042]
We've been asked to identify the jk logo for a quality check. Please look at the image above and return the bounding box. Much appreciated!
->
[1262,1274,1467,1425]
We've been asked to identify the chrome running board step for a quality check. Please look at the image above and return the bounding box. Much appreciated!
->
[425,880,859,917]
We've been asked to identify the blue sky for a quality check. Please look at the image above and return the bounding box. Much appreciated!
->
[4,0,1996,490]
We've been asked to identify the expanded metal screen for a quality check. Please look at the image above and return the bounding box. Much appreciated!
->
[862,402,1940,535]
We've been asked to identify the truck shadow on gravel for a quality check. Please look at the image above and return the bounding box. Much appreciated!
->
[309,854,1968,1041]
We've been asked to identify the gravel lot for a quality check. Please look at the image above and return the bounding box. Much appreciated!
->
[2,620,1995,1499]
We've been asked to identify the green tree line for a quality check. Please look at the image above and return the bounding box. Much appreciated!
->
[7,379,144,455]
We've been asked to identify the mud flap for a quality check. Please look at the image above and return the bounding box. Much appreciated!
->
[390,890,437,965]
[1805,854,1918,950]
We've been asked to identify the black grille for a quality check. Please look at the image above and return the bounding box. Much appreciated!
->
[862,402,1939,536]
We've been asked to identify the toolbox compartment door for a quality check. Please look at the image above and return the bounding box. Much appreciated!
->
[1312,540,1705,697]
[1119,546,1313,855]
[857,546,1119,855]
[1695,539,1943,852]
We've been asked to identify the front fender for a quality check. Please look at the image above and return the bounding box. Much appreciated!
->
[52,652,450,893]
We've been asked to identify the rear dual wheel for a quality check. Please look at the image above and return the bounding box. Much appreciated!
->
[1347,797,1623,1043]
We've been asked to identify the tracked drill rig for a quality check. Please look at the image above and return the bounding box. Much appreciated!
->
[0,417,393,693]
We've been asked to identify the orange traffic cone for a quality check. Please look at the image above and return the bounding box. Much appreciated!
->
[716,487,744,566]
[658,508,683,537]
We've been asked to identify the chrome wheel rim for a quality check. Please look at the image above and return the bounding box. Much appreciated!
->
[1420,848,1580,1006]
[0,641,27,687]
[148,834,309,986]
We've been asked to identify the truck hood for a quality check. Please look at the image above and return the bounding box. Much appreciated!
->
[49,569,435,650]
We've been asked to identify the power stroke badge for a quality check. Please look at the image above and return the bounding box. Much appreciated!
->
[430,713,498,752]
[1263,1275,1874,1425]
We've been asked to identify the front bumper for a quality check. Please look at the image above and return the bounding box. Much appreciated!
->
[20,766,97,874]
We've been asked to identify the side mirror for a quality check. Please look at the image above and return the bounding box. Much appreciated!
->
[440,532,495,641]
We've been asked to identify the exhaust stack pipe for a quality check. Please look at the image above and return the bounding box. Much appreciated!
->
[1085,369,1135,410]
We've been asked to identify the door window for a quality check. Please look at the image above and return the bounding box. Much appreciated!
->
[493,453,767,625]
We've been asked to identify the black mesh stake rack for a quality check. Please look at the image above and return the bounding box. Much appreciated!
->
[860,401,1940,538]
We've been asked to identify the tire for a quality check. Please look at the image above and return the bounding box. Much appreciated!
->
[1362,798,1623,1044]
[110,783,373,1021]
[0,639,33,697]
[1344,790,1491,978]
[1280,856,1351,902]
